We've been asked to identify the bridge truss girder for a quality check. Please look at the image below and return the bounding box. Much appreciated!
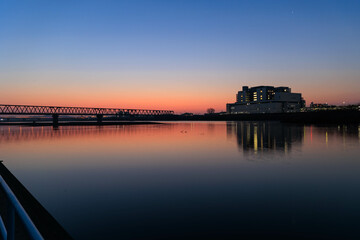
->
[0,104,174,116]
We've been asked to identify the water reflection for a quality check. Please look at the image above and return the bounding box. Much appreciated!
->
[227,121,303,154]
[1,122,359,151]
[0,124,177,143]
[227,122,360,155]
[0,122,360,239]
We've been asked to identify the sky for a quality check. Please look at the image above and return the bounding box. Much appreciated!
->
[0,0,359,113]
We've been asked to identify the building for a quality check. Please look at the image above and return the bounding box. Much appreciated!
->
[310,102,328,108]
[227,86,305,114]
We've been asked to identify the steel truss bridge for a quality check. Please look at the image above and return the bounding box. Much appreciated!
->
[0,104,174,124]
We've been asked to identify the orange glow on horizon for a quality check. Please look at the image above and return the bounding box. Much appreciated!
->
[1,70,359,113]
[0,87,231,114]
[1,90,359,114]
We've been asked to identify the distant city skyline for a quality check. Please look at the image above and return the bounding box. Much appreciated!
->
[1,0,359,113]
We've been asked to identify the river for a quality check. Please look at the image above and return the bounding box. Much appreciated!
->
[0,121,359,239]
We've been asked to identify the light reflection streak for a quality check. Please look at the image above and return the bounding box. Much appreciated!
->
[326,131,328,147]
[226,122,360,156]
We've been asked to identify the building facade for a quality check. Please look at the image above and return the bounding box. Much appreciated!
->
[227,86,305,114]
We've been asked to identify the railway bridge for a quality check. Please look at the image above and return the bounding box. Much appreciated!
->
[0,104,174,125]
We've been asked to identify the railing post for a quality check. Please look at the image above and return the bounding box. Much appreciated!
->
[6,202,15,240]
[0,175,44,240]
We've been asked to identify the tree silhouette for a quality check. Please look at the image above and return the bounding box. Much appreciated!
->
[206,108,215,114]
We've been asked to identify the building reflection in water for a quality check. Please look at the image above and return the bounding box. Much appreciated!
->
[227,121,304,155]
[227,122,360,156]
[0,122,359,155]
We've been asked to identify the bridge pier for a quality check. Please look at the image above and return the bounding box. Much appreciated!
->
[52,114,59,126]
[96,114,103,124]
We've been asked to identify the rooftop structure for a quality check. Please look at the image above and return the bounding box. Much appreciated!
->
[227,85,305,114]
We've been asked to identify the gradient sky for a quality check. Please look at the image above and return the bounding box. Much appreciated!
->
[0,0,359,113]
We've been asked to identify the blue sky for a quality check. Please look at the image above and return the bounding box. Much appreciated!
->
[0,0,359,112]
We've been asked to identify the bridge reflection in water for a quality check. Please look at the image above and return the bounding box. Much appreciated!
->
[0,125,179,144]
[0,122,358,154]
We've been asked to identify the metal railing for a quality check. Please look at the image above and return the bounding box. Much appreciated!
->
[0,175,43,240]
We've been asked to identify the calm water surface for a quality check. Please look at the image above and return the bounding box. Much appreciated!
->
[0,121,359,239]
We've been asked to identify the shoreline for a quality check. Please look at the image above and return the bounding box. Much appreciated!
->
[0,110,359,126]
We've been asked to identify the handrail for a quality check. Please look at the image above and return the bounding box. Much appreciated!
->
[0,175,43,240]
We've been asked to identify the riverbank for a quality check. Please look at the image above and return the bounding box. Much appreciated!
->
[172,110,360,124]
[0,110,359,126]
